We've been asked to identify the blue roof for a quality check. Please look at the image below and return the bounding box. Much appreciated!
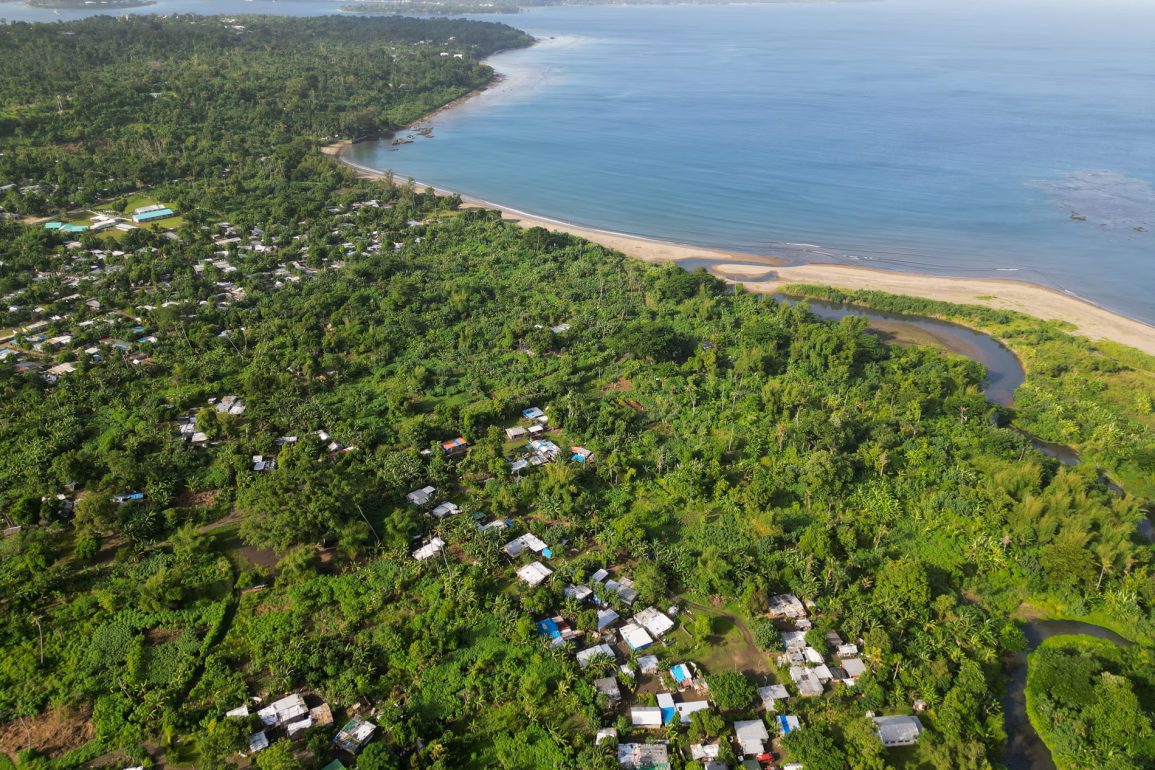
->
[135,208,174,221]
[778,715,798,735]
[660,707,677,725]
[671,664,691,683]
[43,221,63,229]
[536,618,560,639]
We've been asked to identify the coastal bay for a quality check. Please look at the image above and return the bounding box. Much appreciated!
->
[336,147,1155,356]
[347,1,1155,328]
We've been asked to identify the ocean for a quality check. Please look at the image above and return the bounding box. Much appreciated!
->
[5,0,1155,323]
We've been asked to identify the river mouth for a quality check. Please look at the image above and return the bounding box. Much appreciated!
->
[677,256,1027,406]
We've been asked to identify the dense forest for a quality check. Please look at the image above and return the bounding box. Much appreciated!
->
[1,13,1154,770]
[1026,636,1155,769]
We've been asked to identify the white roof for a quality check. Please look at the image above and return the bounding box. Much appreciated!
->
[778,715,802,734]
[406,486,435,504]
[804,646,825,664]
[504,533,548,556]
[837,643,860,657]
[590,568,609,582]
[630,707,663,727]
[691,743,721,760]
[676,701,711,724]
[248,731,269,753]
[637,654,660,673]
[285,716,312,737]
[596,608,620,630]
[734,719,770,756]
[430,501,460,518]
[412,537,446,561]
[595,727,617,745]
[656,693,676,709]
[620,623,654,650]
[842,658,868,678]
[257,693,307,726]
[782,630,807,649]
[565,584,593,601]
[517,561,553,586]
[874,715,924,746]
[758,684,790,710]
[576,643,616,668]
[813,664,834,682]
[790,666,825,697]
[225,704,250,718]
[633,606,675,638]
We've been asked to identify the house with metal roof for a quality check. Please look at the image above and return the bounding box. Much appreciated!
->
[517,561,553,587]
[620,623,654,651]
[617,742,670,770]
[734,719,771,756]
[576,643,617,668]
[873,714,924,747]
[333,715,376,754]
[633,607,675,638]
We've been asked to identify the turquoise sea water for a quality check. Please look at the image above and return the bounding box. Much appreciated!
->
[5,0,1154,323]
[342,0,1155,325]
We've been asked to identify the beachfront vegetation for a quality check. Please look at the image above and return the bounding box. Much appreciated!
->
[1,13,1154,770]
[1026,636,1155,770]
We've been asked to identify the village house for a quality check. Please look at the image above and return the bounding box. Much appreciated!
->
[406,486,435,506]
[633,607,675,638]
[333,715,377,754]
[516,561,553,587]
[564,583,594,602]
[597,608,621,631]
[620,623,654,651]
[429,501,460,519]
[789,665,825,697]
[841,657,868,682]
[776,714,801,736]
[521,406,546,422]
[767,593,810,626]
[536,616,579,647]
[576,643,617,669]
[440,436,468,456]
[630,706,663,728]
[594,676,622,703]
[257,693,308,728]
[757,684,790,711]
[733,719,771,757]
[617,742,670,770]
[412,538,445,561]
[873,714,924,747]
[503,532,550,558]
[637,655,660,674]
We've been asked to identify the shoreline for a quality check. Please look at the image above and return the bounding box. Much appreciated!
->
[331,147,1155,356]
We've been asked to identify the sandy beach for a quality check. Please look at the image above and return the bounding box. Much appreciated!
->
[330,145,1155,357]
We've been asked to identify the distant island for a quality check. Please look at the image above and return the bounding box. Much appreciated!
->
[342,1,521,15]
[25,0,154,8]
[341,0,852,16]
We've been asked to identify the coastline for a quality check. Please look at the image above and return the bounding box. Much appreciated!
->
[330,147,1155,357]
